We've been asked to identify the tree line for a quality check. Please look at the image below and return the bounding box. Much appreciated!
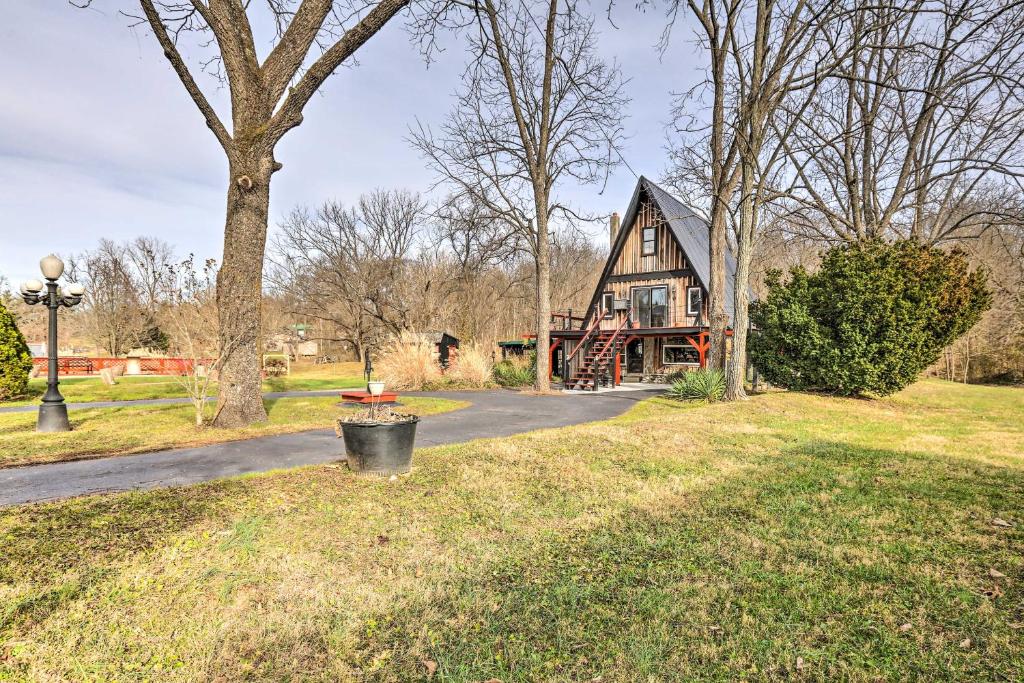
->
[4,203,603,368]
[666,0,1024,399]
[266,189,604,362]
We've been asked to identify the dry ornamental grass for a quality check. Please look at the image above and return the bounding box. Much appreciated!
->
[376,334,443,390]
[445,343,494,388]
[377,335,495,390]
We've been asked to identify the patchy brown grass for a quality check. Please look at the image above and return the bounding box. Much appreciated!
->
[0,380,1021,681]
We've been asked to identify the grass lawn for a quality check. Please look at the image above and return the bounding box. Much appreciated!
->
[0,396,466,468]
[1,362,366,407]
[1,379,1021,681]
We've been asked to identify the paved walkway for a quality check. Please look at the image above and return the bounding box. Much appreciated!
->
[0,389,659,507]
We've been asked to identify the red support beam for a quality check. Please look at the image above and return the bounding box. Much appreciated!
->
[548,339,562,381]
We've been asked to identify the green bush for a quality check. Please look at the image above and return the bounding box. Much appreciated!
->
[0,299,33,400]
[749,239,991,397]
[493,357,535,387]
[666,368,726,402]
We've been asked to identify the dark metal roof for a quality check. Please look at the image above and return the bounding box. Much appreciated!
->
[641,179,738,319]
[585,176,740,322]
[413,331,459,346]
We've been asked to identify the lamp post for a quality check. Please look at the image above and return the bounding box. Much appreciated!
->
[20,254,84,432]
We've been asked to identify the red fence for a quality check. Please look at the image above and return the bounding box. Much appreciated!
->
[31,357,214,376]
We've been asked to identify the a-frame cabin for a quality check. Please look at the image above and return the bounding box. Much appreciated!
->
[550,176,738,390]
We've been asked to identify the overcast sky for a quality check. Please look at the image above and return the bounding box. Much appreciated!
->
[0,2,705,286]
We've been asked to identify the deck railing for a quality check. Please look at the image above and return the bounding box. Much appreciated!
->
[550,310,587,330]
[563,305,634,390]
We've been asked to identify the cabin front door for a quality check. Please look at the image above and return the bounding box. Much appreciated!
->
[626,338,644,375]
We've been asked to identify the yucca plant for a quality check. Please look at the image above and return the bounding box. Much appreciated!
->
[666,368,726,403]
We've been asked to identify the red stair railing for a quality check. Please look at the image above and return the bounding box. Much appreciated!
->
[566,306,634,390]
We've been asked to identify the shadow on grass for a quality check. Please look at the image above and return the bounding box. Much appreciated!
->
[2,434,1021,680]
[18,385,45,401]
[353,440,1024,681]
[0,480,245,635]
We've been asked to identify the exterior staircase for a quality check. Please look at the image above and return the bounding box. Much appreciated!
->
[564,309,634,391]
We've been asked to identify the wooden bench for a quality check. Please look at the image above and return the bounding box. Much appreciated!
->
[340,390,399,404]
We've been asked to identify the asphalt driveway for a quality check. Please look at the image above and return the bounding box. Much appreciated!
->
[0,389,658,507]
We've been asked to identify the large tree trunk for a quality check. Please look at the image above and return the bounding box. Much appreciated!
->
[726,162,754,400]
[707,205,730,370]
[534,214,552,392]
[213,152,274,427]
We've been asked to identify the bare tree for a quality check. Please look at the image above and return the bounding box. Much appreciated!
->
[725,0,854,399]
[162,256,232,427]
[267,186,603,359]
[429,194,534,342]
[63,237,176,355]
[127,236,175,313]
[779,0,1024,245]
[665,0,743,372]
[66,240,147,356]
[669,0,848,399]
[267,189,430,359]
[127,236,175,350]
[935,201,1024,381]
[411,0,627,391]
[89,0,432,426]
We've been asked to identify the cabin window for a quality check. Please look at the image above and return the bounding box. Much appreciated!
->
[601,292,614,318]
[641,227,656,256]
[686,287,702,316]
[631,285,668,328]
[663,344,700,365]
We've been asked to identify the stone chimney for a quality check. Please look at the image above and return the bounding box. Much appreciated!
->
[609,212,621,247]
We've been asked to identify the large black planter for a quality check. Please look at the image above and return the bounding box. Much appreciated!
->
[340,416,420,476]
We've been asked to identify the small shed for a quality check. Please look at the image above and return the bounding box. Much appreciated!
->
[434,331,459,367]
[409,331,460,367]
[497,336,537,360]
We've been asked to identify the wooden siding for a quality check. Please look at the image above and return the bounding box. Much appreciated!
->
[596,190,708,331]
[597,276,707,330]
[611,196,687,275]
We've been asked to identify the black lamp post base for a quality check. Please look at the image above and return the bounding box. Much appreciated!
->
[37,403,71,433]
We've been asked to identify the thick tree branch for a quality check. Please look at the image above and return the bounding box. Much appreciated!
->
[267,0,411,145]
[139,0,232,151]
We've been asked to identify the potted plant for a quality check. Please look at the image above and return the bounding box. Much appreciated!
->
[336,381,419,476]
